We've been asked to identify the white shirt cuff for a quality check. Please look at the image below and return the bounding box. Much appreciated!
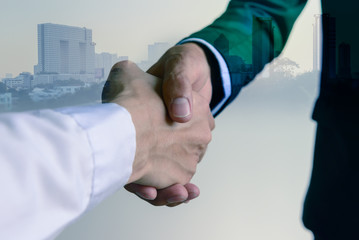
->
[179,38,231,116]
[56,103,136,209]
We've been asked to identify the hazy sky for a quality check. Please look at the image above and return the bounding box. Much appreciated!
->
[0,0,227,77]
[2,1,322,239]
[0,0,320,78]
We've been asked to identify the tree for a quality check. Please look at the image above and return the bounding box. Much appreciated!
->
[270,57,300,78]
[0,82,6,93]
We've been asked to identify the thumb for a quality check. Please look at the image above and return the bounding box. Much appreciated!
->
[124,183,157,200]
[162,56,193,123]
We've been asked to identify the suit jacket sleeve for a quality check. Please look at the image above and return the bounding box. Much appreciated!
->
[183,0,307,116]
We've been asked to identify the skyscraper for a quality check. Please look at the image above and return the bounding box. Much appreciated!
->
[147,42,170,63]
[321,14,336,80]
[313,14,322,72]
[35,23,95,75]
[95,53,128,81]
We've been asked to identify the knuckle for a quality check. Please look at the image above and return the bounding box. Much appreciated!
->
[111,60,135,71]
[187,159,198,178]
[187,169,196,180]
[196,145,207,164]
[171,72,187,84]
[163,74,191,100]
[201,130,212,145]
[165,71,188,89]
[165,53,184,69]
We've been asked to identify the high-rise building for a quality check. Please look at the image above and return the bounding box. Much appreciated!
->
[35,23,95,75]
[252,17,274,75]
[137,42,170,71]
[313,14,322,72]
[95,53,128,80]
[148,42,170,63]
[321,14,336,80]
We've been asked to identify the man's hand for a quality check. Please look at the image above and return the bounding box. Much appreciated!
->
[128,43,214,206]
[102,61,214,190]
[124,182,200,207]
[147,43,212,123]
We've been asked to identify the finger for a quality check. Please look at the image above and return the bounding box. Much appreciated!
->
[162,55,193,123]
[156,184,189,206]
[166,202,184,207]
[184,183,200,201]
[168,183,200,207]
[147,184,189,207]
[124,183,157,200]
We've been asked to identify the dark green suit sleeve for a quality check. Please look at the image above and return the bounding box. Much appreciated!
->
[184,0,307,116]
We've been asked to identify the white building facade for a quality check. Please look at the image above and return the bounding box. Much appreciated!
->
[34,23,96,83]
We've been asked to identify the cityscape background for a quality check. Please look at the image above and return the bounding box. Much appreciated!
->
[0,0,330,239]
[0,14,324,112]
[0,21,171,111]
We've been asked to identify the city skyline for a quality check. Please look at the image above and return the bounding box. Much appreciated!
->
[1,1,322,239]
[1,21,173,83]
[1,22,172,89]
[0,0,230,78]
[0,0,320,79]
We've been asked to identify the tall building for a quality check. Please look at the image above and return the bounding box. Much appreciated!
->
[252,17,274,75]
[34,23,95,75]
[137,42,170,71]
[313,14,322,71]
[321,14,336,80]
[95,53,128,81]
[148,42,170,62]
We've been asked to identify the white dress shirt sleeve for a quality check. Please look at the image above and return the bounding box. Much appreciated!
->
[179,38,232,116]
[0,103,136,240]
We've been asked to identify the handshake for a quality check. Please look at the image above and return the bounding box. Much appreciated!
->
[102,43,215,207]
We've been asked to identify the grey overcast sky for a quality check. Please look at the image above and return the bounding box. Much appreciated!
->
[2,1,322,239]
[1,0,320,78]
[0,0,228,77]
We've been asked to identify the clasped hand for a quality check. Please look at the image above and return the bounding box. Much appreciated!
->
[102,60,214,206]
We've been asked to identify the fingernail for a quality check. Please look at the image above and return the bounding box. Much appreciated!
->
[136,192,153,200]
[167,196,187,204]
[188,191,199,199]
[171,97,190,118]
